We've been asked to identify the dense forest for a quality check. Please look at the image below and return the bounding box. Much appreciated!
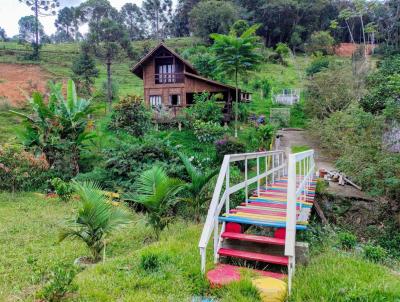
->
[1,0,399,51]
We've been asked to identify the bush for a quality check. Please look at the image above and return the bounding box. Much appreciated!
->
[361,55,400,114]
[102,80,119,101]
[306,56,330,76]
[109,95,152,137]
[36,263,78,302]
[243,124,276,151]
[305,64,357,119]
[0,144,49,192]
[270,42,290,65]
[193,121,225,143]
[140,252,161,272]
[251,78,271,99]
[306,31,334,55]
[184,92,223,124]
[51,178,73,202]
[338,231,357,250]
[101,137,185,191]
[363,244,387,263]
[215,136,246,163]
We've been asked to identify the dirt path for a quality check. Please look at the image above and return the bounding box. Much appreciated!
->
[277,128,376,201]
[0,63,50,107]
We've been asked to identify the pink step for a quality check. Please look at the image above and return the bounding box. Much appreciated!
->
[207,264,286,286]
[221,232,285,245]
[218,248,289,265]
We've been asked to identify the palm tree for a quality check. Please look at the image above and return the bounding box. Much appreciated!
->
[178,153,218,223]
[59,181,132,262]
[124,166,184,239]
[211,24,262,137]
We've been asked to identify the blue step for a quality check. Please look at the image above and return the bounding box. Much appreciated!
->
[219,216,308,230]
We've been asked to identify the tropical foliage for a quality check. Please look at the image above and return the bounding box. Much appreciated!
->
[11,80,92,177]
[211,23,262,137]
[125,166,184,239]
[59,181,132,262]
[109,95,152,137]
[0,144,49,193]
[178,153,218,222]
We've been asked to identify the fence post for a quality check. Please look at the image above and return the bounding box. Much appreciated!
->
[285,153,297,294]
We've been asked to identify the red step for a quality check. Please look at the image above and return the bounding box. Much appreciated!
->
[222,232,285,245]
[218,248,289,265]
[207,264,286,286]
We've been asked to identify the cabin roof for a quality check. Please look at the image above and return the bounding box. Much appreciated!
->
[131,42,198,78]
[184,72,237,92]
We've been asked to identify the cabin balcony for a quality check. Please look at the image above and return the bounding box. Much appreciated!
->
[155,73,184,84]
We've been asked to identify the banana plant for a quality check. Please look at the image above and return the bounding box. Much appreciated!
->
[10,79,93,175]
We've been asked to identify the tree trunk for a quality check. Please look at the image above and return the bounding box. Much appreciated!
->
[234,69,239,138]
[106,57,112,111]
[346,20,355,44]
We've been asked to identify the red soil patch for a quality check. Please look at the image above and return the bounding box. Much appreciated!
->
[334,43,376,57]
[0,63,51,107]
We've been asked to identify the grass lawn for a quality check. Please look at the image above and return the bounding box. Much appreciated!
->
[1,192,399,301]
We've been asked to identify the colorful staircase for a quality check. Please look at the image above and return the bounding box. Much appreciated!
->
[207,176,317,286]
[199,150,316,298]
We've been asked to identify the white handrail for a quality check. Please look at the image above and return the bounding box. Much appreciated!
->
[285,149,315,293]
[199,150,286,273]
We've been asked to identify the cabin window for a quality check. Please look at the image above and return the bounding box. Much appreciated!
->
[149,95,162,109]
[169,94,181,106]
[155,57,175,84]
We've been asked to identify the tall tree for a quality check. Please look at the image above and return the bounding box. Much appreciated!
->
[54,7,77,42]
[172,0,200,36]
[142,0,173,40]
[76,0,118,27]
[120,3,145,40]
[19,0,60,58]
[211,24,262,137]
[18,15,44,44]
[189,0,238,41]
[71,42,99,96]
[87,18,133,109]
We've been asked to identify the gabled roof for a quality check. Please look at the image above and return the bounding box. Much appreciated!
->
[184,72,237,91]
[131,42,198,78]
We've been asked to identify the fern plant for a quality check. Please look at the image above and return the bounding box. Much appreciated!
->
[59,181,132,262]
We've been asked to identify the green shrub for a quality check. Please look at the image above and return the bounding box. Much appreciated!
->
[215,136,246,165]
[51,178,73,202]
[102,137,185,191]
[306,56,330,76]
[140,252,161,272]
[270,42,290,65]
[251,78,271,99]
[36,263,78,302]
[184,92,223,124]
[0,144,49,192]
[338,231,357,250]
[193,121,225,143]
[238,102,249,122]
[102,80,119,101]
[363,244,387,263]
[306,31,334,55]
[109,95,152,137]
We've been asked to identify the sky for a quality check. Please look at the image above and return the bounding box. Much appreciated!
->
[0,0,143,37]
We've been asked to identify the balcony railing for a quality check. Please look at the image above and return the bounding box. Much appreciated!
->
[155,73,184,84]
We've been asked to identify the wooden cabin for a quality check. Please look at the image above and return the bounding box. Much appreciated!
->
[131,43,251,121]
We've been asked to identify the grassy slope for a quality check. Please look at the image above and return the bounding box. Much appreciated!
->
[1,192,399,301]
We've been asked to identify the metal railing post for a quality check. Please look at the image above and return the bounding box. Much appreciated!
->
[226,165,230,214]
[257,157,260,196]
[245,156,248,204]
